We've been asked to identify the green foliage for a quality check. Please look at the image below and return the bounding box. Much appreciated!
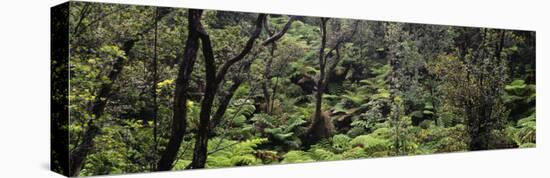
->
[281,151,314,164]
[309,148,341,161]
[331,134,352,153]
[506,113,536,147]
[65,3,535,176]
[502,79,536,148]
[416,124,468,153]
[350,134,391,157]
[80,120,156,175]
[251,113,306,149]
[206,138,268,167]
[504,79,536,121]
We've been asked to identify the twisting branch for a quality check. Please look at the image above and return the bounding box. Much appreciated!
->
[325,21,360,60]
[208,142,241,155]
[187,13,266,169]
[262,16,299,46]
[210,81,260,153]
[215,14,267,83]
[210,54,257,130]
[263,16,275,36]
[73,6,132,38]
[73,3,92,35]
[261,15,300,113]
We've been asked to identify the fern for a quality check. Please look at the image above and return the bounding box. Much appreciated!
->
[342,91,365,106]
[507,113,536,147]
[206,138,268,168]
[310,148,341,161]
[341,147,368,159]
[350,134,391,157]
[331,134,352,153]
[251,113,276,128]
[281,151,314,163]
[252,113,307,149]
[504,80,536,121]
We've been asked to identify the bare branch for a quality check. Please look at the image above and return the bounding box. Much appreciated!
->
[262,16,298,46]
[215,14,267,83]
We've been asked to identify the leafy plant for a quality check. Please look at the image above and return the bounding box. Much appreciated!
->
[251,113,307,149]
[206,138,268,167]
[281,151,314,163]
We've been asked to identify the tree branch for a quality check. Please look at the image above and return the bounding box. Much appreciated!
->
[215,14,266,83]
[73,3,91,35]
[262,16,298,46]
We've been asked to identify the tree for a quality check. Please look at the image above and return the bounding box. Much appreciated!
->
[384,22,407,155]
[260,15,299,114]
[68,7,172,176]
[304,18,359,145]
[152,6,160,152]
[437,29,510,150]
[156,9,202,171]
[186,13,267,169]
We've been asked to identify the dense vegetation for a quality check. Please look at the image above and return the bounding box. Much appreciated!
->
[58,2,535,176]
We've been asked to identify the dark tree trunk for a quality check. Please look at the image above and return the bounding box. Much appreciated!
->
[156,9,202,171]
[261,17,275,113]
[262,44,275,113]
[152,7,160,150]
[306,18,331,145]
[262,16,298,45]
[187,14,266,169]
[315,18,328,128]
[260,15,296,114]
[209,79,243,130]
[209,57,255,132]
[188,30,218,169]
[304,19,358,146]
[72,3,91,36]
[270,72,279,113]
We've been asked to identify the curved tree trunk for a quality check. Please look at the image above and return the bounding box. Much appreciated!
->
[156,9,202,171]
[304,18,338,146]
[187,14,266,169]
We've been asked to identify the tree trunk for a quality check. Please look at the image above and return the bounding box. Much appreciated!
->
[260,15,297,114]
[156,9,202,171]
[188,29,218,169]
[187,14,266,169]
[262,44,275,113]
[304,20,358,146]
[209,79,243,130]
[305,18,331,145]
[386,23,404,155]
[468,29,506,151]
[152,7,160,150]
